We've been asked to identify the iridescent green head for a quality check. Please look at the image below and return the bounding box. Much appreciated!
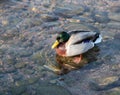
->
[56,32,70,43]
[52,32,70,49]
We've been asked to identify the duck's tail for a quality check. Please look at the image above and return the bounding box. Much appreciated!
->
[93,33,102,44]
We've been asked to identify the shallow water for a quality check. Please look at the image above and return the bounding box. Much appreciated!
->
[0,0,120,95]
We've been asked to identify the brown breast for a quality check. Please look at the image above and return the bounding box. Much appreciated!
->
[55,44,66,56]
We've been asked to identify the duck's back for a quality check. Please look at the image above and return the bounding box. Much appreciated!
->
[65,30,101,56]
[66,30,97,46]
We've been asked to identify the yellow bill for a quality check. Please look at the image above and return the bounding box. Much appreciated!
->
[52,40,59,49]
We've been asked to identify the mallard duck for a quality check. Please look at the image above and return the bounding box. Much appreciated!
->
[52,30,102,63]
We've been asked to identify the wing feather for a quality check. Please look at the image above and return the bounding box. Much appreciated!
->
[66,42,94,56]
[66,31,96,46]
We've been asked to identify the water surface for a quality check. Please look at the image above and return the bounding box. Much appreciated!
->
[0,0,120,95]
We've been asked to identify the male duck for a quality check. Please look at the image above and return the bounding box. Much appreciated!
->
[52,30,102,63]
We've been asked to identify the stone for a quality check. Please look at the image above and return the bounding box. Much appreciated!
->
[42,21,61,29]
[66,18,80,23]
[22,41,34,48]
[41,14,59,22]
[53,7,73,18]
[108,13,120,22]
[13,74,22,81]
[24,69,35,74]
[5,56,16,65]
[30,18,42,26]
[72,16,94,23]
[15,77,39,86]
[1,19,9,26]
[101,87,120,95]
[15,80,27,87]
[53,6,84,18]
[109,6,120,13]
[98,76,119,86]
[35,66,44,72]
[107,21,120,29]
[17,18,35,30]
[15,62,27,69]
[31,52,45,65]
[36,85,71,95]
[0,49,5,57]
[49,79,57,84]
[0,74,4,78]
[1,28,19,41]
[27,77,39,84]
[90,76,120,91]
[4,65,16,73]
[19,50,33,57]
[11,85,27,95]
[8,16,22,27]
[91,11,110,23]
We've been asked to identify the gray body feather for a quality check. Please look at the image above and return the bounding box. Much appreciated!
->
[65,31,101,56]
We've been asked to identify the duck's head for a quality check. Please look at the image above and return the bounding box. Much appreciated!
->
[52,32,70,49]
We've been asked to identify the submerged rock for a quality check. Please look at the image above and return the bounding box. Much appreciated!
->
[15,62,27,69]
[31,51,46,65]
[1,28,19,41]
[11,85,27,95]
[71,16,94,23]
[101,87,120,95]
[42,21,61,29]
[41,14,59,22]
[109,6,120,13]
[89,76,120,91]
[53,6,84,18]
[107,21,120,29]
[108,13,120,22]
[91,11,110,23]
[36,85,71,95]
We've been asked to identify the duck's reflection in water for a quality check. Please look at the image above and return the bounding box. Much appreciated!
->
[52,46,100,75]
